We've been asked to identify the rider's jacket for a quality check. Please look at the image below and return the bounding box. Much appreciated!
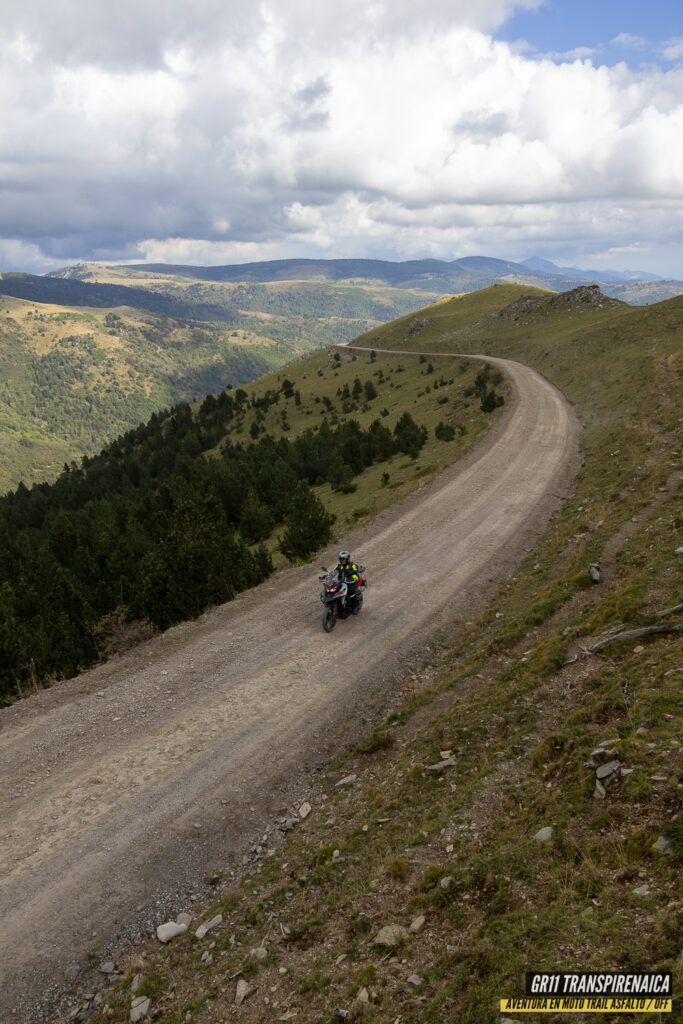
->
[334,561,359,583]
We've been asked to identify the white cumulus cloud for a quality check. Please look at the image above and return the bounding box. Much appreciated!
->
[1,0,683,276]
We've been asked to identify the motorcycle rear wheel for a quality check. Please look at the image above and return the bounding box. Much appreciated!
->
[322,606,336,632]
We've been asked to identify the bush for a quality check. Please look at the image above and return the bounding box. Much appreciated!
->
[421,865,447,890]
[389,857,410,881]
[480,389,505,413]
[435,421,456,441]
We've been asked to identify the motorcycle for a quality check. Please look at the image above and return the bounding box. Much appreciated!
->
[319,565,367,633]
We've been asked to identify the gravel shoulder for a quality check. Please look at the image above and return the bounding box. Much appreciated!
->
[0,354,579,1021]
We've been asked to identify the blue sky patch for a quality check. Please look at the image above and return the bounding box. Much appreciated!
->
[497,0,683,68]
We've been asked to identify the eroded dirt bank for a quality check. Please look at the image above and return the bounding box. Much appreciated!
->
[0,355,579,1021]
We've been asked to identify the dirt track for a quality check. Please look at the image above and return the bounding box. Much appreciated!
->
[0,353,579,1021]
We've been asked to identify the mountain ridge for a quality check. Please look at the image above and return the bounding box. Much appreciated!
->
[520,254,664,283]
[47,255,683,303]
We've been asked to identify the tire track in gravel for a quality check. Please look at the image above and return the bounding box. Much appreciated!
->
[0,352,580,1021]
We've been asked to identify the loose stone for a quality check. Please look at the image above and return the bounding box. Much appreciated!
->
[235,979,255,1006]
[195,914,222,940]
[533,827,554,842]
[156,922,187,943]
[335,774,357,787]
[129,996,151,1023]
[373,924,409,946]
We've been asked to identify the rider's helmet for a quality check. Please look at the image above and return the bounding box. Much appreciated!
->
[338,550,351,565]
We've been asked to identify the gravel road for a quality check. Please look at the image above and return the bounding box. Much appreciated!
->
[0,353,579,1021]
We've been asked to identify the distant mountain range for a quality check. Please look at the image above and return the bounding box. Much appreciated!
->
[105,254,681,304]
[519,256,664,284]
[0,254,676,309]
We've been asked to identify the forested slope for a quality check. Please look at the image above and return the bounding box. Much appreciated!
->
[0,344,498,701]
[0,271,439,491]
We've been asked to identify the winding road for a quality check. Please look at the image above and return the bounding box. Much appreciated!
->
[0,353,579,1021]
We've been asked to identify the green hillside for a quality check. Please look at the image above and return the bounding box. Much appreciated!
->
[354,282,680,445]
[0,296,281,493]
[72,283,682,1024]
[0,273,440,493]
[4,259,678,496]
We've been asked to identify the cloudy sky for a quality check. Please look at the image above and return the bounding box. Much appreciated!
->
[2,0,683,276]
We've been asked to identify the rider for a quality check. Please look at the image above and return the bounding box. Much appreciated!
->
[334,551,360,585]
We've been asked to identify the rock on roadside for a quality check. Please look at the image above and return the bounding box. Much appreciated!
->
[156,921,187,943]
[235,979,256,1006]
[129,996,151,1022]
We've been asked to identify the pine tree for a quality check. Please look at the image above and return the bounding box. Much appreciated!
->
[393,412,428,458]
[278,481,335,562]
[364,379,377,401]
[239,489,274,545]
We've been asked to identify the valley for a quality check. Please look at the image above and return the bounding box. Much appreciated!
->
[0,269,439,493]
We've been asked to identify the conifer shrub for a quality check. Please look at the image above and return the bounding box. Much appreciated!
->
[278,482,335,562]
[435,421,456,441]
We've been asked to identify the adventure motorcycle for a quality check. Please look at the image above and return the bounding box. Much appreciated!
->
[319,564,367,632]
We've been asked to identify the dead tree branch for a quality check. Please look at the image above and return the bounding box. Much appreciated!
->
[585,622,683,654]
[655,603,683,618]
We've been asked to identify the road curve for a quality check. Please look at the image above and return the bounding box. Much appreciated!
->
[0,353,579,1020]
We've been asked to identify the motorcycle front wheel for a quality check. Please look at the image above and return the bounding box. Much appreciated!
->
[322,605,336,632]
